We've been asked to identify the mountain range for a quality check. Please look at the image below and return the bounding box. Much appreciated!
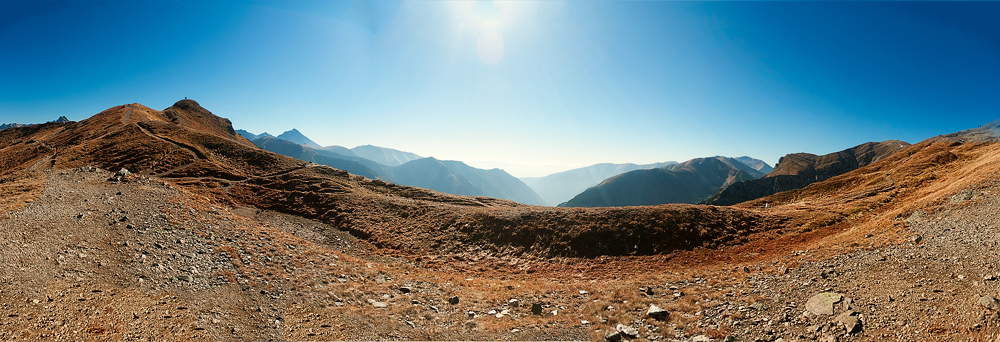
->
[562,156,767,207]
[241,130,545,205]
[0,116,70,130]
[702,140,910,206]
[519,162,678,206]
[236,129,274,141]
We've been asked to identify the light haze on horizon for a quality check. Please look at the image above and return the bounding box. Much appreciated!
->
[2,1,998,178]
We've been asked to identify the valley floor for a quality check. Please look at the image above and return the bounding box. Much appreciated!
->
[2,168,1000,341]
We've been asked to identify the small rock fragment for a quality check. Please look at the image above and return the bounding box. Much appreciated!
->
[978,296,1000,311]
[604,330,622,342]
[616,324,638,338]
[836,311,862,333]
[448,296,459,305]
[646,304,669,321]
[531,302,543,315]
[367,299,388,308]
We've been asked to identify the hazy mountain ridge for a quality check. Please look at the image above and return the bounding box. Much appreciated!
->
[250,137,385,181]
[243,131,544,205]
[562,156,763,207]
[236,129,274,141]
[735,156,773,174]
[702,140,910,206]
[520,162,678,206]
[352,145,423,166]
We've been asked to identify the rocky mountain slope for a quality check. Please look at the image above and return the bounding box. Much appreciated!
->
[562,157,764,207]
[4,99,1000,341]
[520,162,677,206]
[703,140,910,206]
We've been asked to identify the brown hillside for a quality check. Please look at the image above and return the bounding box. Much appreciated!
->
[5,100,1000,341]
[703,140,910,205]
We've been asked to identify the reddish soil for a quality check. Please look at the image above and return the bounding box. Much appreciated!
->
[3,100,1000,341]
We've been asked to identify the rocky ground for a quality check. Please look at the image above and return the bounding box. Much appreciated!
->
[4,167,1000,341]
[664,185,1000,342]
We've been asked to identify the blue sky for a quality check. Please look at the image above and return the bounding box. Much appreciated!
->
[2,1,998,177]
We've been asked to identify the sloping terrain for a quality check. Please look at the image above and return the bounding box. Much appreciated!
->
[703,140,910,206]
[520,161,677,206]
[5,100,1000,341]
[562,157,764,207]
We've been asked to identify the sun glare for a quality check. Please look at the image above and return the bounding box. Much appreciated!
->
[477,31,504,64]
[449,1,540,65]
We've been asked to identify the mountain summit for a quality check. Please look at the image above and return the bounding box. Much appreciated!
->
[275,129,322,149]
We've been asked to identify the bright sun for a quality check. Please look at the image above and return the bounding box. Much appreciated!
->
[477,31,504,64]
[449,1,538,65]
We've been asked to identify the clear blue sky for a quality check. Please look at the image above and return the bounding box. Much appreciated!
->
[2,1,998,177]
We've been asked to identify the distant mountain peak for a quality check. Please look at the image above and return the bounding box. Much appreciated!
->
[2,115,73,130]
[734,156,773,174]
[275,129,322,149]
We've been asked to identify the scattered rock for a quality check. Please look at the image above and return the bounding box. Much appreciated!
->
[911,235,923,244]
[692,335,712,342]
[777,265,788,275]
[531,302,543,315]
[605,330,623,342]
[978,296,1000,311]
[806,292,842,316]
[508,298,520,307]
[836,311,862,333]
[841,297,853,311]
[399,286,412,294]
[616,324,638,338]
[646,304,669,321]
[367,299,388,308]
[448,296,459,305]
